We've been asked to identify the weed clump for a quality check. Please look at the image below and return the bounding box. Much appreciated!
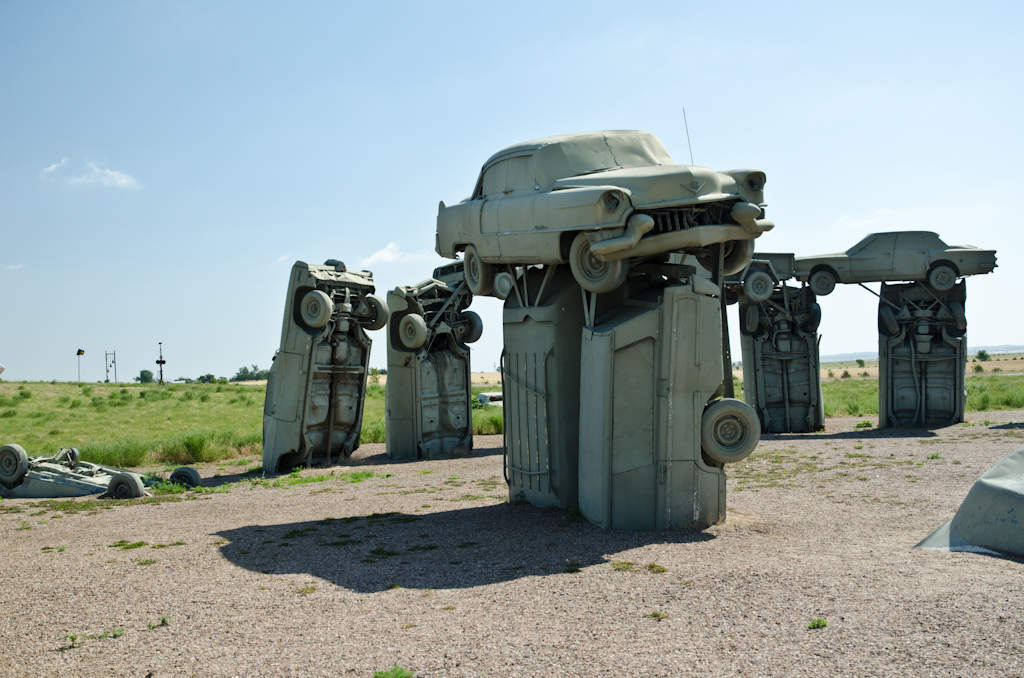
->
[808,618,828,629]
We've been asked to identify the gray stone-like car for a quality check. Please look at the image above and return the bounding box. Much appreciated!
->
[794,231,997,296]
[436,130,774,294]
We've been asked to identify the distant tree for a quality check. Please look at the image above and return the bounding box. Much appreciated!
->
[177,376,195,384]
[231,364,270,382]
[136,370,154,384]
[976,350,991,362]
[856,359,866,368]
[196,374,216,384]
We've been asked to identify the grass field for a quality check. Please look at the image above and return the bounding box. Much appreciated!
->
[2,375,1020,468]
[0,380,505,468]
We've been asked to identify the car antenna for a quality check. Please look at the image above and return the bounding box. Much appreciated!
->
[683,108,694,165]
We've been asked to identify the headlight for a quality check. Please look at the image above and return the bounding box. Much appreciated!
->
[744,172,766,192]
[600,190,622,211]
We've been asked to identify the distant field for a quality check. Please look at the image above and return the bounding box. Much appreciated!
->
[2,375,1019,469]
[0,380,504,468]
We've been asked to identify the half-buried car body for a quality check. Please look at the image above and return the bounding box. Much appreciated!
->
[436,130,774,295]
[263,260,389,474]
[794,231,997,296]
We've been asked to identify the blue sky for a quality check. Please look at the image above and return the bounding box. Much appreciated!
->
[1,1,1020,382]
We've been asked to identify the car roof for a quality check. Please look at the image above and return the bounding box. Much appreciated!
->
[480,130,672,170]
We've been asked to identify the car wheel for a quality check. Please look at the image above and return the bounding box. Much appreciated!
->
[928,265,956,292]
[363,295,389,331]
[809,270,836,296]
[743,305,760,335]
[879,306,900,336]
[701,398,760,464]
[108,473,145,499]
[493,271,515,301]
[950,302,967,331]
[0,444,29,486]
[169,466,202,488]
[801,303,822,334]
[696,239,755,276]
[399,313,428,349]
[743,270,774,303]
[463,245,494,296]
[460,311,483,344]
[300,290,334,328]
[569,232,627,294]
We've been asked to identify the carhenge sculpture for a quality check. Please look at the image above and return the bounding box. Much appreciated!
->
[263,260,389,473]
[385,261,482,460]
[729,253,825,433]
[794,231,996,428]
[437,130,766,529]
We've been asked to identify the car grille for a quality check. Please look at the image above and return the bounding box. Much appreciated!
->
[637,200,741,235]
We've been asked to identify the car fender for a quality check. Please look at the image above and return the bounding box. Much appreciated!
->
[534,185,631,231]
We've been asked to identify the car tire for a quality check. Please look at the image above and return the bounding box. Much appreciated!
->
[0,444,29,487]
[879,306,900,336]
[493,271,515,301]
[169,466,202,488]
[399,313,428,349]
[463,245,494,296]
[701,398,759,464]
[801,302,822,334]
[300,290,334,328]
[460,311,483,344]
[569,232,627,294]
[696,239,756,276]
[743,304,760,335]
[809,270,837,296]
[363,295,389,331]
[928,264,957,292]
[950,302,967,331]
[743,270,774,303]
[108,473,145,499]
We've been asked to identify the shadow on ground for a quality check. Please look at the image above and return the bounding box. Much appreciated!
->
[764,426,939,442]
[216,503,714,593]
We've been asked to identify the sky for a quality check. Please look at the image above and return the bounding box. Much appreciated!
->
[1,1,1021,383]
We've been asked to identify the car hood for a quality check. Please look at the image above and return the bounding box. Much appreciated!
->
[551,164,763,209]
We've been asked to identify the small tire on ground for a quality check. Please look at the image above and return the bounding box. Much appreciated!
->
[463,245,494,296]
[743,270,774,302]
[569,232,628,294]
[950,301,967,331]
[399,313,428,349]
[300,290,334,328]
[928,264,957,292]
[363,295,389,331]
[170,466,202,488]
[460,310,483,344]
[809,270,837,296]
[108,473,145,499]
[0,444,29,486]
[701,398,760,464]
[879,306,900,336]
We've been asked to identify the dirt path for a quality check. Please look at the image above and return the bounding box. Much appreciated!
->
[2,414,1022,677]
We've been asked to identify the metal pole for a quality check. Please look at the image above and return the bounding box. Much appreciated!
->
[78,355,81,383]
[113,351,117,384]
[711,243,735,398]
[156,343,166,385]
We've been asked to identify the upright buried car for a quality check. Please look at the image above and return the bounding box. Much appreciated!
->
[794,231,997,296]
[263,260,389,473]
[436,130,774,294]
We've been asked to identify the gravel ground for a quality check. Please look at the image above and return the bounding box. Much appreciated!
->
[2,413,1023,677]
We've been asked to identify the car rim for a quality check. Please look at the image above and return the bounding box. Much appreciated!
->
[713,416,744,448]
[577,245,610,284]
[1,452,14,476]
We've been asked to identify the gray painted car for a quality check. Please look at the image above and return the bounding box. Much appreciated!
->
[794,231,997,296]
[436,130,774,295]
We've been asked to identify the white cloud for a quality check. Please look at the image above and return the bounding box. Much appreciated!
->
[831,208,896,230]
[41,158,67,174]
[360,242,434,268]
[275,254,291,264]
[69,161,140,188]
[1,264,24,271]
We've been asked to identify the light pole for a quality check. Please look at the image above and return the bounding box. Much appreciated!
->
[76,349,84,383]
[105,351,117,383]
[156,343,166,385]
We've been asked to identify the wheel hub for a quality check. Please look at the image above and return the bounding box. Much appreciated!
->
[714,416,743,447]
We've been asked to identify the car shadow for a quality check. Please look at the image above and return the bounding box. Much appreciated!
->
[763,426,940,442]
[215,503,715,593]
[991,422,1024,430]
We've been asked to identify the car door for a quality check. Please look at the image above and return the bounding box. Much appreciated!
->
[892,232,929,281]
[496,154,542,261]
[476,161,506,258]
[848,234,895,282]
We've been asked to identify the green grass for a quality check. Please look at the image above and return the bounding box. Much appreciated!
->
[823,374,1024,416]
[808,618,828,630]
[374,665,415,678]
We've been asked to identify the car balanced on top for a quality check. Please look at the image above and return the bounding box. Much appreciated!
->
[435,130,775,295]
